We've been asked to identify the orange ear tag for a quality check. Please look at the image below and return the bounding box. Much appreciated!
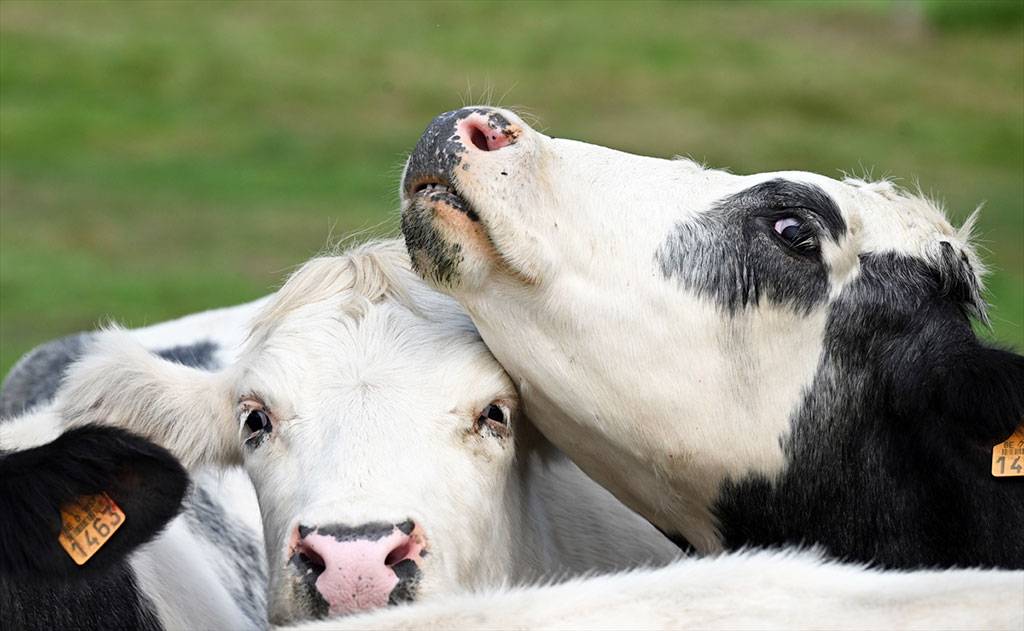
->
[58,492,126,565]
[992,426,1024,478]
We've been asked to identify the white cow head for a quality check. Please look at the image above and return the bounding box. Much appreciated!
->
[399,107,1011,553]
[56,241,532,624]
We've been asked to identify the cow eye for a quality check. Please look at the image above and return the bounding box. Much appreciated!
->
[772,216,818,253]
[475,403,510,439]
[241,406,273,447]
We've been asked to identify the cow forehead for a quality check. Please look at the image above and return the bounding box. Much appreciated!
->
[544,139,964,257]
[236,305,513,425]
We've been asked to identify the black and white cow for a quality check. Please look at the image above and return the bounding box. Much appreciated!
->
[1,322,267,630]
[1,421,186,630]
[37,240,680,624]
[398,106,1024,570]
[14,241,1023,630]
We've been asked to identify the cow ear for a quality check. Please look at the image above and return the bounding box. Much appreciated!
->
[56,328,241,469]
[0,424,188,578]
[936,344,1024,446]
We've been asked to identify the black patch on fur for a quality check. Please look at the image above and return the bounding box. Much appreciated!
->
[155,340,218,370]
[289,550,330,620]
[713,253,1024,569]
[387,559,420,606]
[1,336,219,420]
[182,485,266,628]
[402,198,465,287]
[657,179,847,314]
[303,521,401,543]
[395,519,414,535]
[0,424,188,629]
[0,333,92,419]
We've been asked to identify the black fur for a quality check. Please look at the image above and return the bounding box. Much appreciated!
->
[714,253,1024,569]
[1,424,188,629]
[0,333,92,419]
[657,179,847,314]
[402,198,465,287]
[298,521,405,543]
[155,340,218,370]
[0,336,219,421]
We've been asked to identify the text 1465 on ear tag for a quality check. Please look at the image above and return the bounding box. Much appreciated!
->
[992,426,1024,478]
[58,492,126,565]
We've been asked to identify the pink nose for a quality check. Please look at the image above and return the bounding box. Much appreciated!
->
[289,521,426,617]
[458,112,518,152]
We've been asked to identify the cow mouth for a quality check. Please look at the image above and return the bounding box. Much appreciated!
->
[408,178,481,223]
[403,173,536,287]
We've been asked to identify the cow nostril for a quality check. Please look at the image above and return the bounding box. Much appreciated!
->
[459,115,514,153]
[469,126,489,152]
[295,541,326,575]
[384,538,414,567]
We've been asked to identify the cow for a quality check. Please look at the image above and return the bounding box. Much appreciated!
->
[43,239,681,625]
[398,106,1024,570]
[1,416,227,630]
[26,239,1024,629]
[0,406,266,630]
[282,549,1023,630]
[10,247,1022,629]
[3,347,267,630]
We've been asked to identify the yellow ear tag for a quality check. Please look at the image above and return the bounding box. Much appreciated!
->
[992,426,1024,478]
[58,492,126,565]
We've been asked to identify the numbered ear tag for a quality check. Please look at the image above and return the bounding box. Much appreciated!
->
[992,426,1024,478]
[58,492,126,565]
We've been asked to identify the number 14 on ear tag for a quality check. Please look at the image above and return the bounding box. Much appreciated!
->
[992,427,1024,478]
[58,492,126,565]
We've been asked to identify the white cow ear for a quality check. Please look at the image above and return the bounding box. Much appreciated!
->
[56,328,241,469]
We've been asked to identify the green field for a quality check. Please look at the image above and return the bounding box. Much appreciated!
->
[1,0,1022,376]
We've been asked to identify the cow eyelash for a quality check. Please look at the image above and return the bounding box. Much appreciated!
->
[475,402,511,439]
[768,213,820,254]
[239,400,273,447]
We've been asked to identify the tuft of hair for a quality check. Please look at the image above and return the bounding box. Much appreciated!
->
[845,178,989,325]
[247,239,422,346]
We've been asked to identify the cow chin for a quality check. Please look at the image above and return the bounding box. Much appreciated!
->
[401,194,499,292]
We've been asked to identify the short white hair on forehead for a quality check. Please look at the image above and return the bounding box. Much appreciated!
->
[843,177,989,324]
[246,238,473,349]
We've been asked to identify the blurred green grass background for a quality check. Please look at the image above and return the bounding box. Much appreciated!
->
[1,0,1022,376]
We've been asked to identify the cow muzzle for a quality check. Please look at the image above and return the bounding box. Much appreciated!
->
[402,106,521,206]
[287,520,426,618]
[401,107,536,289]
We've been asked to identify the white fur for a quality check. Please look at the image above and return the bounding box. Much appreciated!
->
[279,550,1024,630]
[415,107,988,549]
[130,517,243,629]
[55,239,679,625]
[0,406,63,450]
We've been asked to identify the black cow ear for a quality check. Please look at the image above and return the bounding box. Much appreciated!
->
[0,424,189,578]
[937,344,1024,446]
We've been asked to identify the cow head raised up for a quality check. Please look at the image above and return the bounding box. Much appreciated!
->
[54,241,530,624]
[400,107,1023,567]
